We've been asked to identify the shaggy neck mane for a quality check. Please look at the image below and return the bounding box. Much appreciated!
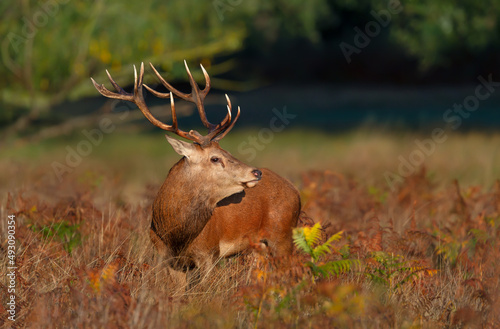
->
[151,157,217,257]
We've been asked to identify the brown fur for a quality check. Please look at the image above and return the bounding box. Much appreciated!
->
[192,168,300,261]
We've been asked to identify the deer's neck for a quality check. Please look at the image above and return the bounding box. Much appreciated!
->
[151,158,218,257]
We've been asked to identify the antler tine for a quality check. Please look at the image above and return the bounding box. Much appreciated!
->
[143,83,169,99]
[168,93,207,143]
[199,63,211,97]
[106,69,129,96]
[169,92,178,131]
[145,61,215,131]
[219,94,234,128]
[133,64,143,102]
[133,65,205,144]
[213,106,241,142]
[184,60,215,131]
[144,63,189,100]
[206,94,239,141]
[90,70,133,102]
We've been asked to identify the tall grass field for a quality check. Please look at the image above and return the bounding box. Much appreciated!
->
[1,129,499,328]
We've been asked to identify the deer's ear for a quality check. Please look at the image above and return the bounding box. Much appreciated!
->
[165,135,196,158]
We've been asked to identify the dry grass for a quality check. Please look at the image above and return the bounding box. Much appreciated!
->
[0,129,499,328]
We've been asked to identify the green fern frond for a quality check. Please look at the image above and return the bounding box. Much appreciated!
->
[339,244,350,259]
[313,230,344,260]
[293,228,313,256]
[303,222,322,247]
[310,259,359,278]
[295,223,360,280]
[311,243,331,261]
[366,272,389,286]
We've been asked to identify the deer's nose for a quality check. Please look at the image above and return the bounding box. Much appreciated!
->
[252,169,262,180]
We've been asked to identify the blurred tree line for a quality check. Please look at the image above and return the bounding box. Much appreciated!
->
[1,0,499,133]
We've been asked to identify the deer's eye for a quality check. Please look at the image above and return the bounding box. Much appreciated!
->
[210,156,220,163]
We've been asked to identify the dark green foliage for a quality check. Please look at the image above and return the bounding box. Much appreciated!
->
[3,0,498,122]
[388,0,500,68]
[0,0,330,116]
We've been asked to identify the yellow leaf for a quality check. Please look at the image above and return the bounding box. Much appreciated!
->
[426,269,438,277]
[88,272,101,294]
[101,263,117,283]
[256,269,266,281]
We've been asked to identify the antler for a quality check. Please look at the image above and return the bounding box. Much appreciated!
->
[90,61,240,145]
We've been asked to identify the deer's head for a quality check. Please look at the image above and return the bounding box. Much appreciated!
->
[91,61,262,201]
[166,137,261,200]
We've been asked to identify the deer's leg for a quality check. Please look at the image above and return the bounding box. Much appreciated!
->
[266,207,299,258]
[149,228,170,257]
[268,234,294,257]
[185,253,214,290]
[149,229,190,293]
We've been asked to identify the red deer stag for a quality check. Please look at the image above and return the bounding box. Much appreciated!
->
[91,62,300,281]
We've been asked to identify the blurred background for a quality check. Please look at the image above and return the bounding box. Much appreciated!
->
[1,0,500,193]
